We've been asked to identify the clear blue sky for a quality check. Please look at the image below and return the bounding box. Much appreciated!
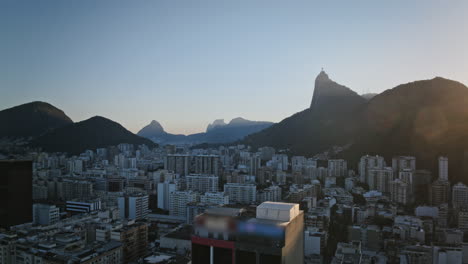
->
[2,0,468,134]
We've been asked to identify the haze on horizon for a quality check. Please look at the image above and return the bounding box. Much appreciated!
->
[2,0,468,135]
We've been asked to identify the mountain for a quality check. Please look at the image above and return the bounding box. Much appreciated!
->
[341,77,468,183]
[243,70,366,154]
[206,119,227,132]
[138,118,274,145]
[32,116,156,154]
[137,120,187,144]
[245,72,468,183]
[137,120,166,138]
[0,101,73,138]
[195,118,274,143]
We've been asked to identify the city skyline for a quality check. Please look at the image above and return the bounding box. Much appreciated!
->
[2,1,468,134]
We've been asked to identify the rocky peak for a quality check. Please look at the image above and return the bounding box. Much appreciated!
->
[137,120,165,137]
[206,119,226,132]
[310,70,364,110]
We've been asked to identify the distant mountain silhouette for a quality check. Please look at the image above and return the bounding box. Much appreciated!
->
[195,118,274,143]
[137,120,166,138]
[32,116,156,154]
[0,101,73,138]
[138,118,274,144]
[206,119,227,132]
[244,71,468,183]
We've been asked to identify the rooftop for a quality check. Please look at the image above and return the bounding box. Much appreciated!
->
[256,202,300,222]
[164,225,193,241]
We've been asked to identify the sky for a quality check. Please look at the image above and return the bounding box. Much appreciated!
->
[1,1,468,135]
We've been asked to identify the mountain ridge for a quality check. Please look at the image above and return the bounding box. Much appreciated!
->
[31,116,156,154]
[244,73,468,183]
[0,101,73,138]
[138,117,274,145]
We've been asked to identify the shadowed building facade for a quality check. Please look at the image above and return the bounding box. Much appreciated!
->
[0,160,33,229]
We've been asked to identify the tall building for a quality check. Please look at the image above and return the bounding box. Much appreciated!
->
[328,159,347,177]
[257,185,282,203]
[436,203,449,228]
[111,222,148,263]
[193,155,221,176]
[128,176,153,193]
[186,174,219,193]
[431,180,451,206]
[452,182,468,209]
[271,154,288,171]
[439,156,449,181]
[224,183,257,204]
[389,179,412,205]
[430,158,451,207]
[392,156,416,173]
[200,192,229,205]
[165,154,190,176]
[291,156,307,172]
[107,176,125,192]
[60,179,94,200]
[157,181,176,210]
[191,202,304,264]
[249,154,261,176]
[259,147,275,161]
[118,195,149,220]
[0,160,33,228]
[367,167,393,193]
[457,209,468,231]
[413,170,432,203]
[169,191,200,217]
[358,155,386,183]
[304,228,325,256]
[32,204,60,226]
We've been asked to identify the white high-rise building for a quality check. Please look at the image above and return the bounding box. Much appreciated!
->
[186,174,219,193]
[452,182,468,209]
[271,154,289,171]
[399,169,414,184]
[249,154,261,176]
[200,192,229,205]
[359,155,386,183]
[157,182,176,210]
[169,191,200,217]
[257,185,282,203]
[328,159,347,177]
[165,154,190,176]
[118,195,149,220]
[224,183,257,204]
[392,156,416,173]
[367,167,393,193]
[305,228,325,256]
[33,204,60,225]
[128,158,137,169]
[439,156,448,181]
[192,155,221,176]
[389,179,412,205]
[292,156,307,172]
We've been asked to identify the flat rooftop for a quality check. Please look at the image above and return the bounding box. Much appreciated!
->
[164,225,193,240]
[256,202,300,222]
